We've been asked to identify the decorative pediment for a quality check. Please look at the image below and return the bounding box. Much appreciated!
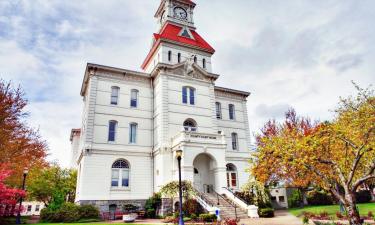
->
[164,57,218,82]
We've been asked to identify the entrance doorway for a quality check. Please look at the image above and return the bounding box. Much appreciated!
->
[193,153,217,193]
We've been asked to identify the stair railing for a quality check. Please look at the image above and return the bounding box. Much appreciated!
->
[193,187,214,209]
[208,185,238,220]
[222,186,249,206]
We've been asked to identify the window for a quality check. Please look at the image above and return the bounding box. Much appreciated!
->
[271,196,277,202]
[231,132,238,150]
[194,56,197,63]
[27,205,32,212]
[168,51,172,62]
[215,102,222,119]
[108,120,117,142]
[226,164,238,188]
[130,89,138,108]
[178,53,181,63]
[183,119,197,132]
[182,86,195,105]
[129,123,137,143]
[111,159,130,188]
[279,196,285,202]
[35,205,40,211]
[111,86,119,105]
[203,58,206,69]
[229,104,235,120]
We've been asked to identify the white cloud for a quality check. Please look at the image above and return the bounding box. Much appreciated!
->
[0,0,374,167]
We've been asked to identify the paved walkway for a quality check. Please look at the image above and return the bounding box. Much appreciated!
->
[239,210,311,225]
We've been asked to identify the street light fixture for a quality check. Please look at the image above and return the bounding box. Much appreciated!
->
[16,168,28,224]
[176,149,184,225]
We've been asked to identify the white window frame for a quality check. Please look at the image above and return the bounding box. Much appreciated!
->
[216,102,222,119]
[108,120,118,142]
[111,160,131,189]
[231,132,238,150]
[182,86,196,105]
[111,86,120,105]
[129,123,138,144]
[130,89,139,108]
[229,104,236,120]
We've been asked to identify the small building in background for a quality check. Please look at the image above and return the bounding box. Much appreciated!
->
[21,201,45,216]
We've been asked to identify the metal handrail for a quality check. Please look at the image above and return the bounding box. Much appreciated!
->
[222,186,249,206]
[208,186,238,220]
[193,187,214,207]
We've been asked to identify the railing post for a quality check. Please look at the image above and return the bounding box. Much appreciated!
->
[234,205,237,221]
[216,192,220,205]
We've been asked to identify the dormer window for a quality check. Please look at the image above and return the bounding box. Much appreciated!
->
[203,58,206,69]
[178,53,181,63]
[179,27,193,39]
[194,56,197,63]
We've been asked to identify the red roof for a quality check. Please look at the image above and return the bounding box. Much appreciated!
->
[141,23,215,70]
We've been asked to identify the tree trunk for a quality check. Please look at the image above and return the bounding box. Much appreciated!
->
[344,193,362,225]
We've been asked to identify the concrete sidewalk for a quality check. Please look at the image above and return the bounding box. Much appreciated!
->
[239,210,311,225]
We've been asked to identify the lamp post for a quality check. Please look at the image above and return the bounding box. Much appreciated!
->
[16,168,28,224]
[176,149,184,225]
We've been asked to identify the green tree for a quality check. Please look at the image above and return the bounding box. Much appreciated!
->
[28,165,77,209]
[253,83,374,225]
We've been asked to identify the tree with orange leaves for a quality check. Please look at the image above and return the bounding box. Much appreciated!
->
[253,84,374,225]
[0,80,47,187]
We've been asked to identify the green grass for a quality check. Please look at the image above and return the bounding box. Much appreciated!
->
[289,202,375,219]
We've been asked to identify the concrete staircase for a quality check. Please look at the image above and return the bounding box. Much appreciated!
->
[201,192,248,220]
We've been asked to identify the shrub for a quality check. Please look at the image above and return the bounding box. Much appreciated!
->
[183,199,204,216]
[78,204,99,219]
[234,191,255,205]
[355,190,372,203]
[199,213,217,222]
[40,207,56,222]
[288,189,303,208]
[258,208,274,218]
[224,218,238,225]
[302,216,309,225]
[144,193,161,218]
[123,204,139,213]
[41,203,99,223]
[306,190,334,205]
[54,203,80,223]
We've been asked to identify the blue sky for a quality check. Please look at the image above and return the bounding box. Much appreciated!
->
[0,0,374,167]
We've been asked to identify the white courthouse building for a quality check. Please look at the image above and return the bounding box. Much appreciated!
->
[71,0,252,217]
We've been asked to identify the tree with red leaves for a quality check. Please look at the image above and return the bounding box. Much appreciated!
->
[0,80,47,187]
[0,165,25,218]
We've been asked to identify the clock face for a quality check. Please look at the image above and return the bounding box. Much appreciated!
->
[174,7,188,20]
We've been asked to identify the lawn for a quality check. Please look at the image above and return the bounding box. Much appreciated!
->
[29,224,158,225]
[289,202,375,219]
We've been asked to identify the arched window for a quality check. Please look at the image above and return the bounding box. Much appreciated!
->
[229,104,235,120]
[203,58,206,69]
[129,123,137,144]
[111,86,120,105]
[108,120,118,142]
[183,119,197,132]
[231,132,238,150]
[226,163,237,188]
[215,102,222,119]
[168,51,172,62]
[182,86,195,105]
[111,159,130,187]
[194,56,197,63]
[130,89,139,108]
[178,53,181,63]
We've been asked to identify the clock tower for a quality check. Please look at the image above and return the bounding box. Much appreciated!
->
[155,0,196,29]
[141,0,215,73]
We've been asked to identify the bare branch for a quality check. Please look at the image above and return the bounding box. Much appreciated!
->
[352,160,375,192]
[348,148,365,186]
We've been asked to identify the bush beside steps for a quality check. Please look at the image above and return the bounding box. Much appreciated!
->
[40,203,100,223]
